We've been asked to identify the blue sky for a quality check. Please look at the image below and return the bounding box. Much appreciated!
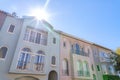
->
[1,0,120,50]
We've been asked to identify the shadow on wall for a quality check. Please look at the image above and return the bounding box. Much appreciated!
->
[15,76,39,80]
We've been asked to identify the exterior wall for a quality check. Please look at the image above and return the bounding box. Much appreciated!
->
[59,35,72,80]
[92,45,116,80]
[59,33,94,80]
[70,39,93,80]
[0,15,23,80]
[9,18,60,80]
[0,10,7,30]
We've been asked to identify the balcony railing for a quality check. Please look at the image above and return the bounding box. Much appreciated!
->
[17,61,29,70]
[77,71,90,77]
[100,57,111,62]
[34,63,44,72]
[71,49,89,57]
[77,70,84,76]
[62,70,69,76]
[84,71,90,77]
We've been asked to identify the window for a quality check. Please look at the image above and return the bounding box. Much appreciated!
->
[109,65,115,74]
[87,49,90,57]
[93,74,96,80]
[91,64,94,71]
[77,61,83,76]
[63,42,66,47]
[75,43,80,55]
[17,48,31,70]
[83,61,90,77]
[101,64,107,74]
[8,24,15,33]
[0,47,8,58]
[81,47,84,56]
[53,38,56,44]
[71,44,74,53]
[23,28,48,45]
[62,59,69,76]
[97,65,100,71]
[51,56,56,65]
[34,50,45,71]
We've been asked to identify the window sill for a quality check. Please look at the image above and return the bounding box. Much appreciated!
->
[51,64,56,67]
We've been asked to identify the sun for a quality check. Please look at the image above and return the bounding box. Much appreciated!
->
[30,8,49,20]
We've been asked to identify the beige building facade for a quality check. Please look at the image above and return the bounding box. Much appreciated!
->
[58,31,96,80]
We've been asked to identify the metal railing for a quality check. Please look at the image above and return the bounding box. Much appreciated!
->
[62,70,69,76]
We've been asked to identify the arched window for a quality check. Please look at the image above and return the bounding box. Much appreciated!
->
[34,50,45,71]
[0,47,8,58]
[62,59,69,76]
[75,43,80,55]
[77,60,83,76]
[17,48,31,70]
[51,56,56,65]
[83,61,90,77]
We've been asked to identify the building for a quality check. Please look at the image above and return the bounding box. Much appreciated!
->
[0,10,117,80]
[57,31,96,80]
[0,10,60,80]
[92,44,116,80]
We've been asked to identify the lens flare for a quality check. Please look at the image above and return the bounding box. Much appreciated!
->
[29,8,49,20]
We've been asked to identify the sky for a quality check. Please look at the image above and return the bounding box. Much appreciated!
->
[0,0,120,50]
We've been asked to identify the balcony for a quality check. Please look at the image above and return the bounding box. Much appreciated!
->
[17,61,30,70]
[77,70,84,76]
[62,70,69,76]
[84,71,90,77]
[77,70,90,77]
[71,49,89,57]
[100,57,111,62]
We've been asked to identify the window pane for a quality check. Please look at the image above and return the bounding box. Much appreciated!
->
[41,35,47,45]
[8,25,15,32]
[52,56,56,65]
[0,47,7,58]
[75,44,80,55]
[35,33,41,44]
[53,38,56,44]
[29,31,36,42]
[24,29,30,41]
[17,48,31,70]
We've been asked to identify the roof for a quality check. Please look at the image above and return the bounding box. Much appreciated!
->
[56,30,113,51]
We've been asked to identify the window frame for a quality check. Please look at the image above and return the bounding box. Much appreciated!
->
[17,48,31,70]
[51,56,56,66]
[23,27,48,46]
[34,50,45,72]
[0,46,8,60]
[53,37,56,44]
[7,24,15,33]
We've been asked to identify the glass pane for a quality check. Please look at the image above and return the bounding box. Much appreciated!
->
[35,33,41,44]
[8,25,15,32]
[29,31,36,42]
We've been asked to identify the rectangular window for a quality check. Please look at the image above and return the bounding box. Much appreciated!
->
[97,65,100,71]
[63,42,66,47]
[8,24,15,33]
[24,29,30,41]
[35,33,41,44]
[29,31,36,42]
[53,38,56,44]
[92,64,94,71]
[24,28,48,45]
[40,35,47,45]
